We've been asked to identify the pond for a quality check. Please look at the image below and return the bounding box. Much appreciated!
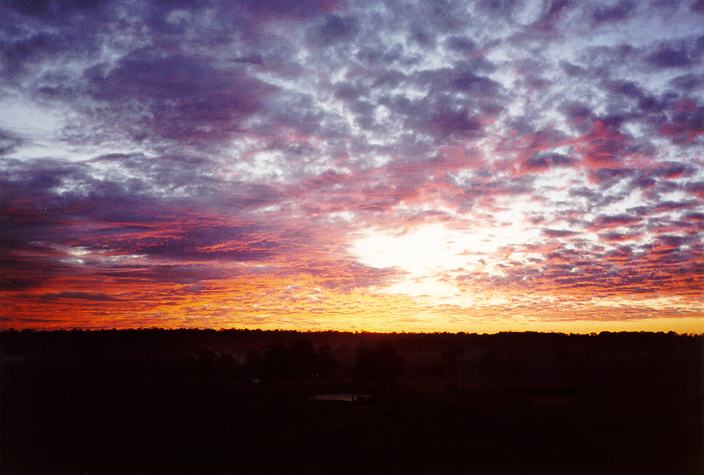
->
[309,393,370,402]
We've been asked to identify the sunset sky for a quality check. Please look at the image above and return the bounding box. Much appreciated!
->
[1,0,703,332]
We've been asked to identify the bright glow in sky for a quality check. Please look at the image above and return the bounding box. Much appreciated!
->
[1,0,703,332]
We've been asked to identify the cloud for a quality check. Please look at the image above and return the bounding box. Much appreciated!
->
[35,292,121,302]
[309,14,359,45]
[524,153,576,171]
[592,1,636,24]
[82,52,276,144]
[1,0,703,329]
[588,214,642,230]
[646,46,693,68]
[0,129,24,155]
[543,228,579,238]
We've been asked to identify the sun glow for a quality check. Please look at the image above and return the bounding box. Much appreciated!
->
[350,218,541,305]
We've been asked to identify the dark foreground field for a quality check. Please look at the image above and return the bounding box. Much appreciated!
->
[1,329,701,474]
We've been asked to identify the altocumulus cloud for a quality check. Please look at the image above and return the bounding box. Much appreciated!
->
[0,0,702,331]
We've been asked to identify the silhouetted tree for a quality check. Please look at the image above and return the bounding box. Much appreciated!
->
[506,352,525,382]
[262,344,291,381]
[316,344,338,381]
[248,339,328,382]
[442,342,466,377]
[243,348,263,381]
[355,341,403,385]
[478,350,501,381]
[289,339,317,380]
[198,348,217,380]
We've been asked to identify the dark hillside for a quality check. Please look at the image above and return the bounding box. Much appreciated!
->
[1,329,701,473]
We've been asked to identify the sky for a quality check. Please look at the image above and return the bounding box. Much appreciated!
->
[1,0,703,332]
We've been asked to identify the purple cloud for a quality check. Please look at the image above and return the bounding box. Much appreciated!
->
[1,0,703,328]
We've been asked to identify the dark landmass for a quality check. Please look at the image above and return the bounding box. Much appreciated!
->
[1,329,701,474]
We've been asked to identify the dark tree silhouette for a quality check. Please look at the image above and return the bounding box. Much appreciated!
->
[244,339,336,382]
[243,348,263,381]
[262,344,291,381]
[442,342,466,376]
[478,350,501,381]
[316,344,338,381]
[289,339,318,379]
[355,341,404,385]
